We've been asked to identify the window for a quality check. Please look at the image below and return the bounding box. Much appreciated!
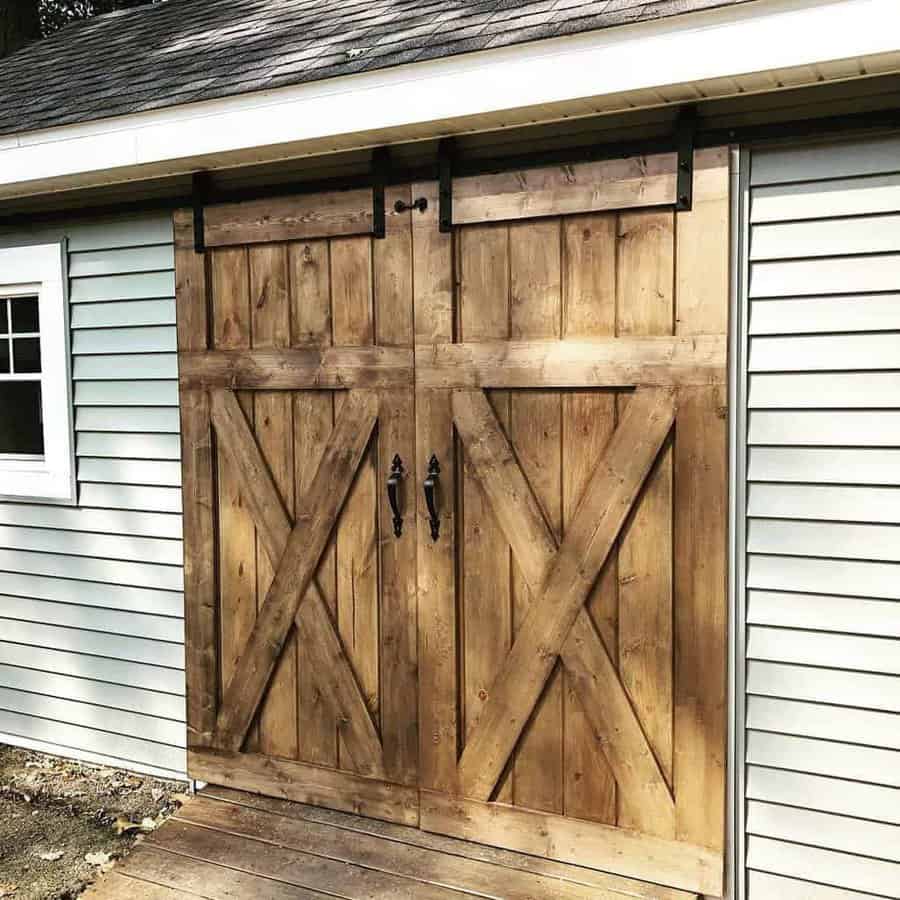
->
[0,243,74,502]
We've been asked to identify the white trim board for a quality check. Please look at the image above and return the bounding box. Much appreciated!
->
[2,0,900,198]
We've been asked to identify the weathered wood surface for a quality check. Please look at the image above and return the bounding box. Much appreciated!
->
[174,208,217,750]
[454,387,676,800]
[189,750,419,826]
[179,347,414,389]
[203,188,373,246]
[420,791,719,896]
[415,336,726,388]
[412,181,459,795]
[206,785,695,900]
[90,786,700,899]
[174,164,730,898]
[413,151,730,896]
[673,147,730,854]
[375,186,419,787]
[210,388,385,777]
[214,391,379,751]
[452,152,678,225]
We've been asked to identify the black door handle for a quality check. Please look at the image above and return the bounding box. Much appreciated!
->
[424,454,441,542]
[387,454,405,538]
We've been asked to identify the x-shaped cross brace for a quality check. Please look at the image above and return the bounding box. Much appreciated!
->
[210,389,384,776]
[451,387,677,829]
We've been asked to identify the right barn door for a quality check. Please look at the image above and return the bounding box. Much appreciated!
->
[413,148,730,898]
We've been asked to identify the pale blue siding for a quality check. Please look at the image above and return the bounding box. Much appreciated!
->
[0,212,185,779]
[742,139,900,900]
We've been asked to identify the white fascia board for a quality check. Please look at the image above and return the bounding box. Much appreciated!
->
[1,0,900,197]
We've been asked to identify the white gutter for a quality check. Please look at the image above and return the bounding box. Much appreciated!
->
[1,0,900,198]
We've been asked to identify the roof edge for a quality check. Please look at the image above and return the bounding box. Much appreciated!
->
[1,0,897,200]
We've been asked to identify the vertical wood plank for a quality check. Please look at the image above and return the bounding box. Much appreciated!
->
[331,235,379,774]
[616,209,676,838]
[209,245,257,752]
[290,239,338,768]
[561,213,618,824]
[249,244,297,760]
[674,147,730,855]
[375,187,419,786]
[458,221,513,803]
[508,218,563,814]
[174,209,217,750]
[412,181,458,794]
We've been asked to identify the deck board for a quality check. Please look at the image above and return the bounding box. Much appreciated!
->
[85,787,699,899]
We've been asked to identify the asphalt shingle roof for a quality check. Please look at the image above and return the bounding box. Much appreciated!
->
[0,0,752,138]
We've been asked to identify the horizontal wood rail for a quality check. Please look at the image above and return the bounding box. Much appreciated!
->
[179,347,414,390]
[189,749,419,826]
[419,791,719,897]
[452,152,677,225]
[202,187,374,247]
[415,336,726,389]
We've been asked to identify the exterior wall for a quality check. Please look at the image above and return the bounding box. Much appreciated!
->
[740,138,900,898]
[0,212,185,779]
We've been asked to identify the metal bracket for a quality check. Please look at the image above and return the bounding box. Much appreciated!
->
[675,106,698,212]
[192,171,210,254]
[372,146,389,240]
[438,138,455,234]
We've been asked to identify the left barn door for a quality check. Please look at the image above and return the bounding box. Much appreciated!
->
[174,187,420,825]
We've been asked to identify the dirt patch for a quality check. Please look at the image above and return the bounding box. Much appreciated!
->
[0,744,187,900]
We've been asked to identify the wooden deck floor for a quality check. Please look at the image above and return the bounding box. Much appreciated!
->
[85,786,698,899]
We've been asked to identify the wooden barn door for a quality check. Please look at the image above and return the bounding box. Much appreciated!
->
[413,149,730,897]
[176,187,420,825]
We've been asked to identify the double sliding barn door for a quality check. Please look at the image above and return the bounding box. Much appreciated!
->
[177,149,729,896]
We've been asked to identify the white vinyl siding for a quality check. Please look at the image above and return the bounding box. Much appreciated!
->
[0,212,184,779]
[743,138,900,900]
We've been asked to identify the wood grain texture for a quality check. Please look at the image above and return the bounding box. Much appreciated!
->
[508,218,564,814]
[457,222,514,805]
[205,785,696,900]
[412,181,458,794]
[330,236,379,776]
[290,238,338,769]
[375,186,418,786]
[189,749,418,826]
[179,347,414,389]
[204,188,373,247]
[420,790,718,896]
[209,245,258,752]
[83,871,198,899]
[674,148,729,856]
[452,153,678,225]
[175,794,621,900]
[455,388,676,801]
[151,818,469,900]
[415,336,726,388]
[561,212,618,825]
[175,209,217,750]
[451,389,675,829]
[214,391,379,751]
[616,208,675,837]
[112,844,332,900]
[209,389,385,777]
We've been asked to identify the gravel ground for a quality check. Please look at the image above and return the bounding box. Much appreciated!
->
[0,745,187,900]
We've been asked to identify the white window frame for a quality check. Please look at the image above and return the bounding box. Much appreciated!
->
[0,242,75,503]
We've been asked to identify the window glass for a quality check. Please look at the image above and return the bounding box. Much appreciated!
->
[0,382,43,455]
[13,338,41,374]
[12,298,39,333]
[0,295,43,456]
